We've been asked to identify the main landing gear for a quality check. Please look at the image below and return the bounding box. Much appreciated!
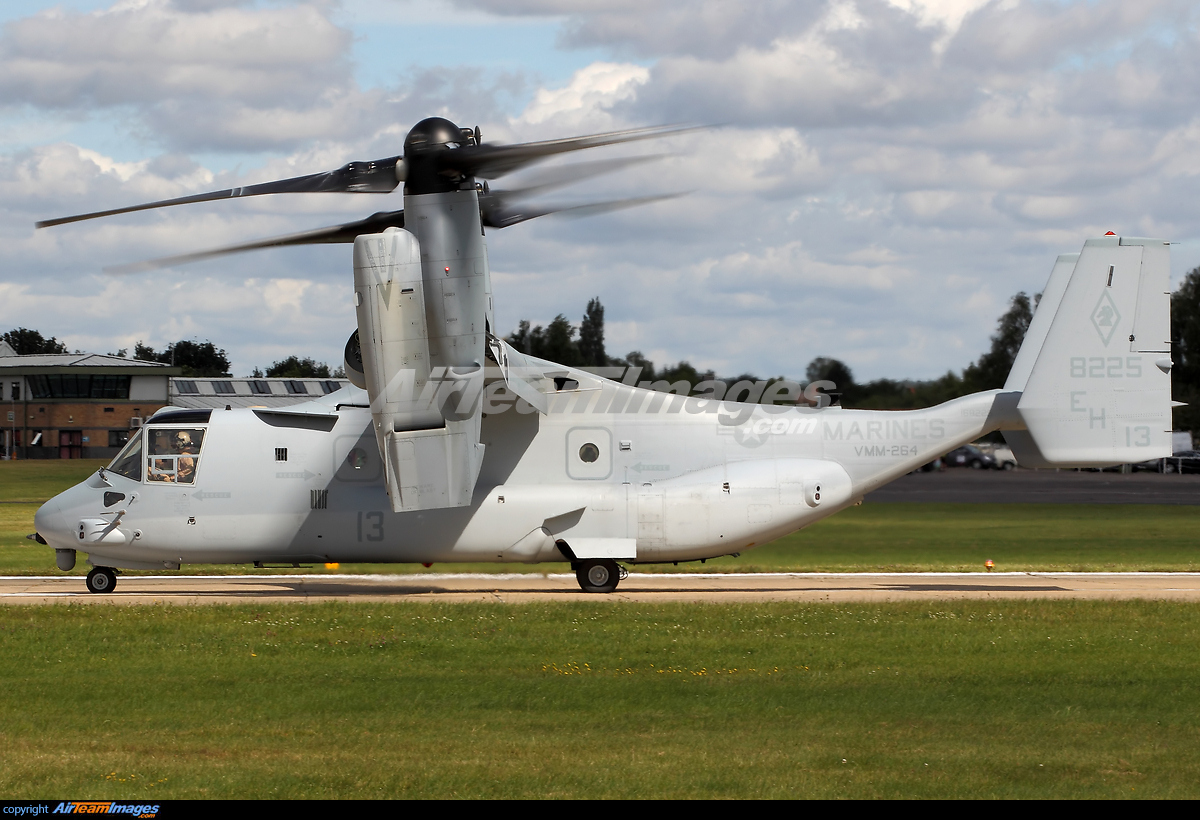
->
[86,567,117,594]
[575,558,627,594]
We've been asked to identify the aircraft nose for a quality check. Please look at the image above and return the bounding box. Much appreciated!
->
[34,496,71,548]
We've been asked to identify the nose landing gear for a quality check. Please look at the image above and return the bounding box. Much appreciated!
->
[86,567,117,594]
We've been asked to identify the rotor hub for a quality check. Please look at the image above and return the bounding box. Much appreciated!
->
[404,117,474,195]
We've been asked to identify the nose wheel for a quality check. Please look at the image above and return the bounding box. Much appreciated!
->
[86,567,117,594]
[575,558,624,593]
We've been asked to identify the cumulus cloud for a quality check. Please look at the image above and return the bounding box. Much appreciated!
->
[0,2,349,109]
[6,0,1200,382]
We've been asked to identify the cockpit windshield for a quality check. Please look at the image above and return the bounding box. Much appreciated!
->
[107,433,143,481]
[145,427,206,484]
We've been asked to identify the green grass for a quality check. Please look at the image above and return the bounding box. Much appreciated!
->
[1,600,1198,798]
[0,458,106,502]
[739,503,1200,572]
[4,459,1200,574]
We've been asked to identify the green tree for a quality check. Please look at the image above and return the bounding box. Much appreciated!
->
[266,356,332,378]
[961,291,1036,392]
[2,328,68,355]
[541,315,583,366]
[1171,266,1200,433]
[806,357,854,388]
[134,340,231,377]
[578,297,606,367]
[505,314,584,366]
[610,350,656,381]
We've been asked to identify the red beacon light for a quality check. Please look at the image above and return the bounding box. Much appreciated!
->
[1105,231,1116,236]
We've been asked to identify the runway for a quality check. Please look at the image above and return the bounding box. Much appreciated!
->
[3,571,1200,604]
[866,468,1200,504]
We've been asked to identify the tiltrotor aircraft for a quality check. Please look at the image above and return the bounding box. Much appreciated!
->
[31,118,1174,593]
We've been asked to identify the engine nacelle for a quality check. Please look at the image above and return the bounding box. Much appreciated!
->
[353,227,442,435]
[353,227,484,512]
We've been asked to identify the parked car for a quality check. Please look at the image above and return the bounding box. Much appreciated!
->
[941,444,998,469]
[1161,451,1200,474]
[990,445,1017,470]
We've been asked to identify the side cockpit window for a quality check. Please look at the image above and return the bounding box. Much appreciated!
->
[146,427,206,484]
[107,433,143,482]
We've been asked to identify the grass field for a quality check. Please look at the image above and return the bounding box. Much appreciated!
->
[5,463,1200,799]
[3,459,1200,575]
[1,600,1197,799]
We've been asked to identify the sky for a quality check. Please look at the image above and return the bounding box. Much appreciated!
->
[3,0,1200,381]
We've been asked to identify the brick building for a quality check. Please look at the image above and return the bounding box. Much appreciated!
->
[0,341,179,460]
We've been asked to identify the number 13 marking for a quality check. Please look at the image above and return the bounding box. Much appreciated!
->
[357,511,384,541]
[1126,426,1151,447]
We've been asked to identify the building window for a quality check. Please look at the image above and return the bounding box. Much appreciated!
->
[10,382,18,401]
[285,381,308,395]
[108,430,129,447]
[28,375,131,399]
[249,380,272,395]
[175,381,199,395]
[212,381,235,394]
[320,380,341,394]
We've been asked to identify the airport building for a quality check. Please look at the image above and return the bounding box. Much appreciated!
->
[1,341,350,460]
[0,341,179,460]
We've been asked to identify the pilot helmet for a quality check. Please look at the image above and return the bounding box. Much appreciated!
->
[173,431,194,450]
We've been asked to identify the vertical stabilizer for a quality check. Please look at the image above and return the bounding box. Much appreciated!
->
[1002,253,1077,467]
[1005,253,1078,392]
[1016,236,1172,465]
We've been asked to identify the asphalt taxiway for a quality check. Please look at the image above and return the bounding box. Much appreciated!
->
[3,572,1200,604]
[866,468,1200,504]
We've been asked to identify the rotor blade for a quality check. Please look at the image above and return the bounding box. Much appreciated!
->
[37,156,402,229]
[498,154,663,198]
[104,209,405,274]
[442,124,700,180]
[480,192,685,230]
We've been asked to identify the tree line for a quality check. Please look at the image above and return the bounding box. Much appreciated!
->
[505,298,784,391]
[503,294,1040,408]
[504,281,1200,435]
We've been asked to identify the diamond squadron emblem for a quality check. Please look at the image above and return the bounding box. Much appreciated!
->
[1091,290,1121,346]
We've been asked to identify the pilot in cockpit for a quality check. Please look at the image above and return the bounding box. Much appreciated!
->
[174,431,197,483]
[147,428,201,483]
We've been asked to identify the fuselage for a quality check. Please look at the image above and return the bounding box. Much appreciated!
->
[34,370,1015,571]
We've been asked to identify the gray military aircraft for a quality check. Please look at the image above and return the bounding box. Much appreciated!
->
[31,119,1174,593]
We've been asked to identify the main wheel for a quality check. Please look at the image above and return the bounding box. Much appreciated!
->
[576,558,620,593]
[86,567,117,594]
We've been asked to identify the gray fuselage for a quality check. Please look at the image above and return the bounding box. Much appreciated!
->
[35,372,1013,571]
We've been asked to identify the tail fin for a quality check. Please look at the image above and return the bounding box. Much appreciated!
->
[1012,235,1172,466]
